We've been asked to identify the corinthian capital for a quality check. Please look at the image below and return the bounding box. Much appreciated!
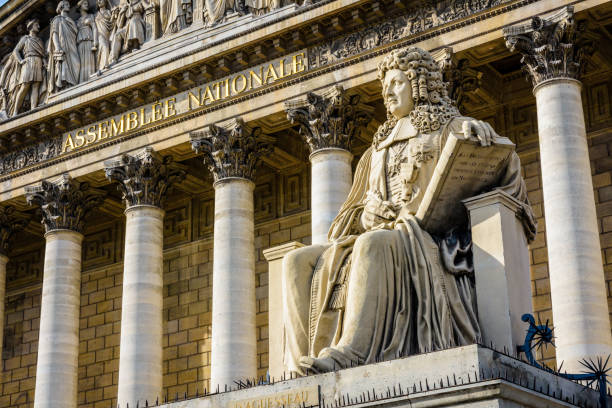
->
[25,174,104,233]
[190,118,272,183]
[285,85,373,153]
[0,206,28,256]
[503,6,592,86]
[104,147,186,209]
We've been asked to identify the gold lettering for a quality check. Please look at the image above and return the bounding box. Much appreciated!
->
[127,111,138,131]
[292,52,306,74]
[61,133,75,153]
[249,67,263,89]
[140,107,152,126]
[212,82,222,100]
[165,98,177,117]
[263,63,279,84]
[232,74,247,95]
[223,78,230,98]
[151,102,163,122]
[110,115,125,136]
[188,89,202,109]
[202,86,215,104]
[86,125,97,145]
[278,58,290,78]
[98,121,109,140]
[74,129,86,148]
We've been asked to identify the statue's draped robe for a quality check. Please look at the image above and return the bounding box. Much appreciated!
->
[282,116,535,373]
[204,0,234,26]
[160,0,187,35]
[95,8,113,69]
[77,13,96,82]
[48,15,80,92]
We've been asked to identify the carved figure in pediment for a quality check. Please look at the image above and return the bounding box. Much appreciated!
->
[48,0,81,93]
[109,0,147,65]
[94,0,113,70]
[0,19,47,117]
[281,47,536,374]
[203,0,241,27]
[245,0,278,16]
[160,0,188,35]
[77,0,98,81]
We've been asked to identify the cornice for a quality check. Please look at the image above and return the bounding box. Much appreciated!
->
[0,0,559,182]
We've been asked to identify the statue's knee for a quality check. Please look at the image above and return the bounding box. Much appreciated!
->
[282,245,324,286]
[354,230,392,253]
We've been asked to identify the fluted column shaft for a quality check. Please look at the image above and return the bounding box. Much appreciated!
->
[211,178,257,389]
[504,6,612,371]
[117,205,165,406]
[26,175,102,408]
[310,148,353,244]
[34,230,83,408]
[191,118,269,390]
[105,147,185,406]
[535,79,612,370]
[285,85,371,244]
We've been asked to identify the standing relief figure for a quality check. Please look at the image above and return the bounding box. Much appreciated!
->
[48,0,81,93]
[203,0,239,27]
[0,19,46,117]
[160,0,188,35]
[77,0,98,81]
[109,0,147,65]
[94,0,113,70]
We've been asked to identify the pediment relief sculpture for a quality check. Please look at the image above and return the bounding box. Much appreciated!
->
[281,47,536,374]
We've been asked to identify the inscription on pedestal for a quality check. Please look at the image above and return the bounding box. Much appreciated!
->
[229,386,318,408]
[416,135,515,235]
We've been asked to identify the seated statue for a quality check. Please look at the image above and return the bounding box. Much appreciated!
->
[282,47,536,374]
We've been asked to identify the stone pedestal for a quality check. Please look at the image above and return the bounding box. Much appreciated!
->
[263,242,305,378]
[463,190,532,352]
[211,178,257,390]
[34,230,84,408]
[310,148,352,244]
[534,79,612,371]
[117,205,165,407]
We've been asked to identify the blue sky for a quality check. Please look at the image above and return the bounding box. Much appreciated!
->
[0,0,8,8]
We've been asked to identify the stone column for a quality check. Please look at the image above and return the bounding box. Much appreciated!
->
[0,206,27,355]
[191,118,270,390]
[286,85,372,244]
[25,175,103,408]
[105,148,185,407]
[505,6,612,371]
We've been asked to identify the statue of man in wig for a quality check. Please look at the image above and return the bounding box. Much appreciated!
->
[282,47,536,374]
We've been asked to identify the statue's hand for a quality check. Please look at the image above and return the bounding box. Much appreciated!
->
[461,119,499,147]
[361,193,397,229]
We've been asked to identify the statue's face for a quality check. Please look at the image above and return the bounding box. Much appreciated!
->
[382,69,414,119]
[97,0,105,8]
[61,1,71,12]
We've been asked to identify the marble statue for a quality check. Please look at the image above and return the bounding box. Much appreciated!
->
[109,0,147,65]
[203,0,240,27]
[281,47,536,374]
[77,0,98,82]
[160,0,188,35]
[48,0,81,93]
[95,0,113,70]
[0,19,46,117]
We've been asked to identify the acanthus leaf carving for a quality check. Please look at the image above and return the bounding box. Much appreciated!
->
[190,117,272,182]
[503,6,594,86]
[285,85,373,153]
[104,147,187,208]
[25,173,104,233]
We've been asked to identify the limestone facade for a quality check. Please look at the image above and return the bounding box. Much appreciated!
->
[0,0,610,407]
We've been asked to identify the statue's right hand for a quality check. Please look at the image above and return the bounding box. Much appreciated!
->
[361,197,397,229]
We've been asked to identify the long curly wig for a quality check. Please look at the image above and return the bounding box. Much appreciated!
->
[374,47,459,145]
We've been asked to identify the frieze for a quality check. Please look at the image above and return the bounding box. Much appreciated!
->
[0,0,538,178]
[308,0,513,69]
